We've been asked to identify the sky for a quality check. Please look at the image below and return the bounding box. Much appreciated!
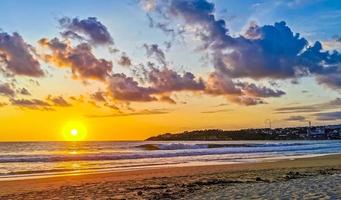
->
[0,0,340,141]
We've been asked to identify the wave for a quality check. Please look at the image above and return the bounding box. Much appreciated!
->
[0,143,339,163]
[135,142,323,151]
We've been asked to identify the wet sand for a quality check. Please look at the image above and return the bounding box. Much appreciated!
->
[0,154,340,199]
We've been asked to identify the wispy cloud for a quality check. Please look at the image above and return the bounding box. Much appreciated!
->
[315,111,341,121]
[275,98,341,114]
[201,109,232,114]
[284,115,307,122]
[10,98,53,111]
[84,109,171,118]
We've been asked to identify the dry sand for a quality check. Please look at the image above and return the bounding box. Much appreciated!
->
[0,154,340,199]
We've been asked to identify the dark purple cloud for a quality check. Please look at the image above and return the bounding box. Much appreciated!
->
[143,44,167,66]
[10,98,52,110]
[145,0,341,90]
[106,65,206,103]
[85,109,170,118]
[18,88,31,96]
[59,17,114,45]
[237,82,286,98]
[107,73,156,102]
[158,95,176,104]
[201,109,232,114]
[204,72,282,105]
[146,13,177,39]
[0,32,44,77]
[39,38,112,81]
[11,96,72,110]
[285,115,306,122]
[47,95,71,107]
[117,53,132,67]
[91,91,107,102]
[315,111,341,121]
[275,98,341,114]
[144,67,205,93]
[228,96,266,106]
[0,83,15,97]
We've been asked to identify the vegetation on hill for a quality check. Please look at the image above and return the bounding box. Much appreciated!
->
[146,126,341,141]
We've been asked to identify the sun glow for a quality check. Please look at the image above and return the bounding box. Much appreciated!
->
[63,121,87,141]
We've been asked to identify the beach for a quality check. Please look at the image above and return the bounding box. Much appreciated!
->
[0,154,340,199]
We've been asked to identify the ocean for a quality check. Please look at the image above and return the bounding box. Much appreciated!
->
[0,140,340,180]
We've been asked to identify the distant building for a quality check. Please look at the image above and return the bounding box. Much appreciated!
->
[308,127,325,137]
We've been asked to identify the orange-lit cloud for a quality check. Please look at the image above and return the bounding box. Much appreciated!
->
[0,32,44,77]
[38,38,112,81]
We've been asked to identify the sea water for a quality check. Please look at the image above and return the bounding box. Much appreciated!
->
[0,140,340,180]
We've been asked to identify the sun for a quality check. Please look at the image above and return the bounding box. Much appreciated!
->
[71,129,78,136]
[63,121,87,141]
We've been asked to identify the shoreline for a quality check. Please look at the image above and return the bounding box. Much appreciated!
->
[0,152,338,182]
[0,154,340,198]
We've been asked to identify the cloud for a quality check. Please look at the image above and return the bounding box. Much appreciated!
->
[105,65,277,105]
[85,109,170,118]
[204,72,241,96]
[11,95,72,110]
[0,102,7,107]
[158,95,176,104]
[107,73,156,102]
[10,98,52,110]
[146,14,177,39]
[91,91,107,102]
[213,103,228,107]
[0,83,15,97]
[227,96,266,106]
[144,67,205,93]
[117,53,132,67]
[335,35,341,43]
[315,111,341,121]
[143,44,167,66]
[204,72,282,105]
[275,98,341,114]
[237,82,286,98]
[276,105,321,113]
[59,17,114,45]
[159,95,176,104]
[106,66,206,103]
[315,67,341,89]
[18,88,31,96]
[47,95,71,107]
[322,35,341,51]
[39,38,113,81]
[0,32,44,77]
[145,0,341,90]
[284,115,306,122]
[201,109,232,114]
[166,0,231,50]
[215,23,340,82]
[140,0,156,11]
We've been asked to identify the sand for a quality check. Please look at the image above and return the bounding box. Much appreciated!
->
[0,154,340,199]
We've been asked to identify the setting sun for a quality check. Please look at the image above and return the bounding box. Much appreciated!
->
[71,129,78,136]
[63,121,87,141]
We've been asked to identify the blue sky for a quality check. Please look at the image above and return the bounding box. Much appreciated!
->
[1,0,339,44]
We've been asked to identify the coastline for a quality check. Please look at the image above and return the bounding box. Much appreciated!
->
[0,154,340,199]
